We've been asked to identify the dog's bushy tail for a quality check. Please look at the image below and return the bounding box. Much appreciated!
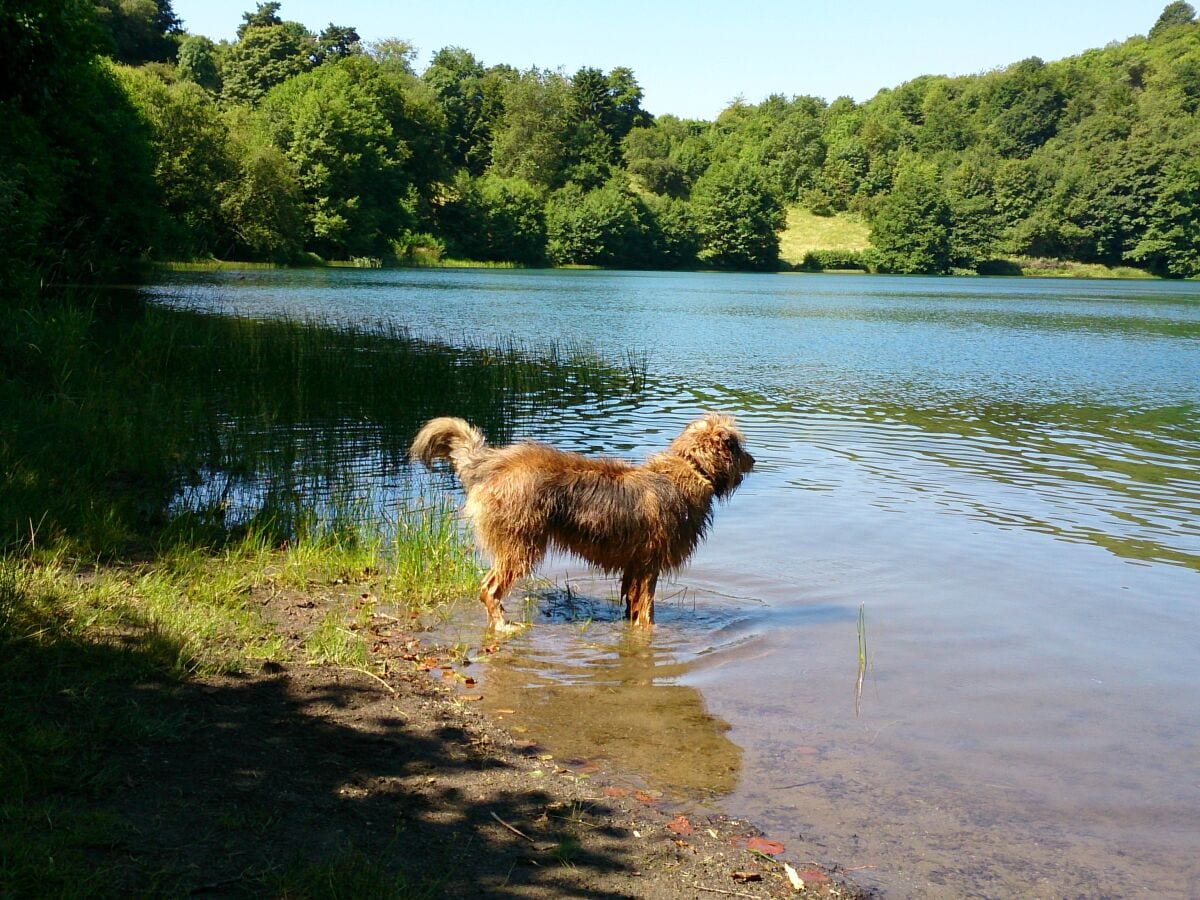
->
[410,417,488,481]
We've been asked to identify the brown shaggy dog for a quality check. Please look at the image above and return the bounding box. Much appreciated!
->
[411,414,754,631]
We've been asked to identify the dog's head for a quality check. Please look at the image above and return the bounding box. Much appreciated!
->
[671,413,754,498]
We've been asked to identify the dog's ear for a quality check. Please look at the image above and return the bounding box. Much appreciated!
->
[677,414,750,497]
[687,412,735,436]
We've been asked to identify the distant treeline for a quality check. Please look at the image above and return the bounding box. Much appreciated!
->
[4,0,1200,291]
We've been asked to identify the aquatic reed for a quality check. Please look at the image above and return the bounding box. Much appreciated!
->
[854,602,868,716]
[0,288,649,894]
[1,296,647,558]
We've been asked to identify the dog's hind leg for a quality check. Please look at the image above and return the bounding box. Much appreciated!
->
[621,571,658,628]
[479,542,542,634]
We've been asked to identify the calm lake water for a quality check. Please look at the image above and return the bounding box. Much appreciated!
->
[151,269,1200,897]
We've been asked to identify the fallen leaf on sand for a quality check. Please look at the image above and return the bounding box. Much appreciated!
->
[798,868,830,884]
[746,836,785,855]
[666,815,694,836]
[602,786,630,798]
[633,790,659,804]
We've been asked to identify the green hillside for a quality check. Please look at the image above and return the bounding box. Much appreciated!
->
[4,1,1200,288]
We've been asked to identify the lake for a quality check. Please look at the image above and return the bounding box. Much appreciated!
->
[150,268,1200,897]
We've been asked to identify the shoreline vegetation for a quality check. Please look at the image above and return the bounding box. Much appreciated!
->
[156,205,1171,279]
[0,299,859,896]
[8,3,1200,296]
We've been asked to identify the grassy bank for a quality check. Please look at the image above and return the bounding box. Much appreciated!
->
[0,508,481,893]
[0,290,650,892]
[777,206,1175,278]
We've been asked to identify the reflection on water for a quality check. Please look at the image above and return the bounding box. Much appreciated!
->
[152,269,1200,572]
[432,577,753,795]
[149,269,1200,897]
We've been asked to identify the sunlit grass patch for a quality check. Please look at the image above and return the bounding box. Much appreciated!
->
[779,207,873,265]
[389,493,481,609]
[303,606,370,668]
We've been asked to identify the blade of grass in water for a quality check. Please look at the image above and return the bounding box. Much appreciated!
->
[855,602,867,717]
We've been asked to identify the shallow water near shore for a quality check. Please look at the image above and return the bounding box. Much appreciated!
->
[150,268,1200,897]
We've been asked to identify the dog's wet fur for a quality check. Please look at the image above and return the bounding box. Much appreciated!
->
[411,414,753,630]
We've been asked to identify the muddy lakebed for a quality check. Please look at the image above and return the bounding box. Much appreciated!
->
[151,268,1200,897]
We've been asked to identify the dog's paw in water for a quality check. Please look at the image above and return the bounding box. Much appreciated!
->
[487,619,529,637]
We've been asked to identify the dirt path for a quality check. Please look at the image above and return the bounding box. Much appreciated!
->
[111,587,867,898]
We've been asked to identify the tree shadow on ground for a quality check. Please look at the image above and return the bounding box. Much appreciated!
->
[110,665,640,897]
[0,586,641,899]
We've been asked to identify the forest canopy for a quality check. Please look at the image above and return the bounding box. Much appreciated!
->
[4,0,1200,290]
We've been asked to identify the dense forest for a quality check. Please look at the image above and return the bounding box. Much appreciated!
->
[4,0,1200,289]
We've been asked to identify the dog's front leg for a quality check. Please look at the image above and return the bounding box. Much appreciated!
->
[480,567,524,634]
[622,571,658,628]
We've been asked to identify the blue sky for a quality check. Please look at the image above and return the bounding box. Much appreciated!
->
[172,0,1174,119]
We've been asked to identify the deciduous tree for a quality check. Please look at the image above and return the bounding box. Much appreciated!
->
[177,34,220,92]
[1126,153,1200,276]
[545,181,646,266]
[116,65,236,255]
[221,8,317,106]
[255,55,443,257]
[690,159,784,269]
[1150,2,1197,38]
[869,157,952,273]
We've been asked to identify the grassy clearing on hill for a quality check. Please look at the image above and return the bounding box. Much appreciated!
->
[778,208,873,266]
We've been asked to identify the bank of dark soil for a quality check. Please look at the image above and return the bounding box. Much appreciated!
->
[106,587,868,898]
